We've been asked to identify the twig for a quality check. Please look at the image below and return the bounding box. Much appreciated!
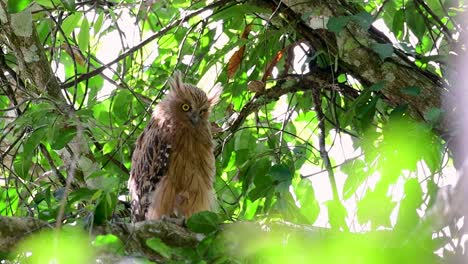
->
[415,0,453,43]
[311,85,339,202]
[39,144,67,186]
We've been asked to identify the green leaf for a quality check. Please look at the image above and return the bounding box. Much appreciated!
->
[14,154,32,180]
[94,192,116,225]
[243,157,271,194]
[295,180,319,224]
[234,129,256,151]
[62,13,81,36]
[186,211,220,234]
[424,107,443,124]
[94,12,104,33]
[357,186,395,227]
[356,96,378,131]
[269,164,292,193]
[50,126,77,150]
[93,235,125,255]
[78,17,90,51]
[69,187,98,204]
[341,158,368,200]
[352,12,373,30]
[102,140,116,155]
[7,0,32,13]
[327,16,352,33]
[369,82,385,91]
[396,178,423,231]
[248,182,274,201]
[325,200,348,229]
[392,9,405,38]
[406,8,426,40]
[60,0,76,11]
[371,43,393,60]
[146,238,173,259]
[35,0,56,8]
[210,4,270,21]
[401,86,421,96]
[337,74,347,83]
[112,90,132,121]
[14,128,47,178]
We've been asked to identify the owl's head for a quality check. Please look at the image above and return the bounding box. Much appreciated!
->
[163,71,221,127]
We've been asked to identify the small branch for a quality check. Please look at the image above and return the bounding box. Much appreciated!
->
[414,0,453,43]
[311,86,339,202]
[39,144,67,186]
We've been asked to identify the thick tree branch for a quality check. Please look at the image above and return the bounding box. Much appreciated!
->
[0,216,197,262]
[261,0,443,124]
[0,215,443,262]
[0,3,63,101]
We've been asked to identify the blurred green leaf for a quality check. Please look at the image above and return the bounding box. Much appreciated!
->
[325,200,348,229]
[406,7,426,40]
[357,185,395,227]
[94,192,116,225]
[424,107,443,124]
[16,227,94,264]
[341,158,368,200]
[35,0,56,8]
[371,43,393,60]
[50,125,77,150]
[396,178,423,231]
[270,164,293,193]
[78,17,90,51]
[94,12,104,33]
[401,86,421,96]
[61,13,81,36]
[327,16,352,33]
[186,211,220,234]
[94,234,125,255]
[7,0,32,13]
[353,12,373,30]
[392,9,405,38]
[60,0,75,11]
[146,237,173,259]
[14,128,47,179]
[369,82,385,91]
[295,180,319,224]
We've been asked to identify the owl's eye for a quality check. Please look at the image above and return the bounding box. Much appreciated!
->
[200,109,208,115]
[181,103,191,112]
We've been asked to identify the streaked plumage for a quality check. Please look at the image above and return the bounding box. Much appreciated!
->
[128,72,221,222]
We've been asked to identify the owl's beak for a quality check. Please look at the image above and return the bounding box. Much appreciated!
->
[190,113,200,125]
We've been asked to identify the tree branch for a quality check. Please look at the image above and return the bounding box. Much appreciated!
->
[311,85,339,202]
[0,2,63,101]
[215,71,354,155]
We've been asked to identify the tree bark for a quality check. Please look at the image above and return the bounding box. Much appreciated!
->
[260,0,443,123]
[0,2,63,100]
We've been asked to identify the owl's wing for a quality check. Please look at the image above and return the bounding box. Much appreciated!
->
[128,118,171,222]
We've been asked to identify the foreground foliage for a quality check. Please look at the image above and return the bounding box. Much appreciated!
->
[0,0,465,262]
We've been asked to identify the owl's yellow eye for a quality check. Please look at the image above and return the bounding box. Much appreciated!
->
[181,103,191,112]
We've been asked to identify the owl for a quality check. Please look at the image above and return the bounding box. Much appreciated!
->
[128,72,221,222]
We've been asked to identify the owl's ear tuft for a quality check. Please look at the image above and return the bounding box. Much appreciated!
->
[168,71,184,93]
[208,83,222,106]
